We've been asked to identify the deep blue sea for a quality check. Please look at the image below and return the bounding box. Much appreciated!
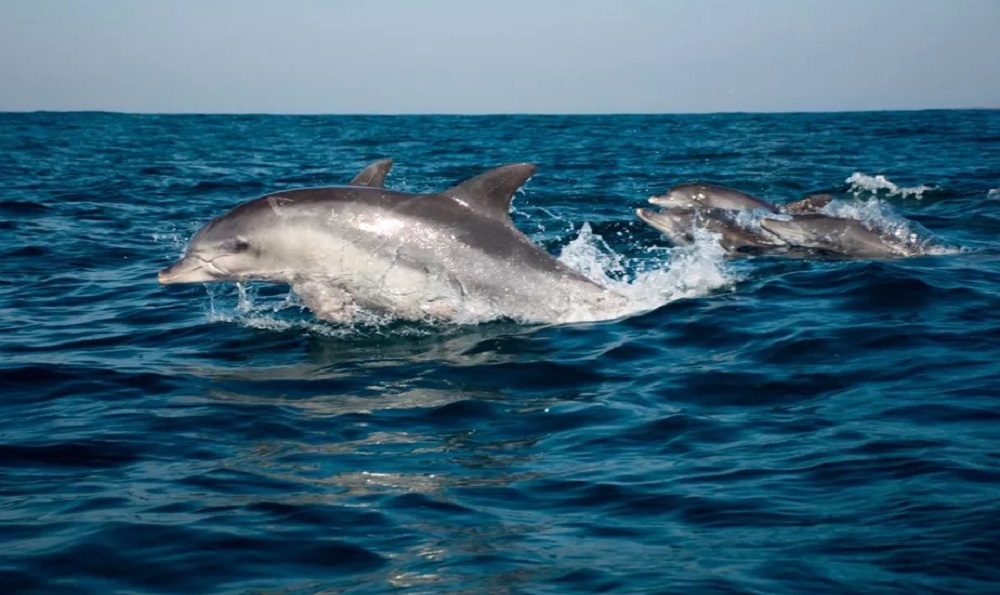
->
[2,111,1000,594]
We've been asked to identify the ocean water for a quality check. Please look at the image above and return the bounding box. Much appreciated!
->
[1,110,999,594]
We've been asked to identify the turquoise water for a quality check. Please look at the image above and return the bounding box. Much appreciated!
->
[2,111,999,593]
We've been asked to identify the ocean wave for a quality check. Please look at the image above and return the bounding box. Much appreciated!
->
[5,111,1000,595]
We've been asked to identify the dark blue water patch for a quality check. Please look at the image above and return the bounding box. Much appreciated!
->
[0,200,50,214]
[0,440,141,469]
[1,110,999,593]
[9,523,387,593]
[5,245,48,258]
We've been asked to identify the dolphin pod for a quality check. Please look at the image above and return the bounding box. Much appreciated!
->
[640,182,929,258]
[160,162,938,324]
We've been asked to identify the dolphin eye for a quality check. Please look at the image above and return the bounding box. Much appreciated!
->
[229,238,251,253]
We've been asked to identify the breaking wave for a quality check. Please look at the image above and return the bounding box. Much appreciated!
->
[846,172,933,199]
[988,188,1000,201]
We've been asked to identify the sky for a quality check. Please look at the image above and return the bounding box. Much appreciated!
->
[1,0,998,114]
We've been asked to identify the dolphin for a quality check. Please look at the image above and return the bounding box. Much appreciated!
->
[759,214,918,258]
[649,183,780,212]
[636,207,787,254]
[649,183,834,215]
[158,163,627,324]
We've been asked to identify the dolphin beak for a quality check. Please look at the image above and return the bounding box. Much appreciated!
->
[158,256,216,285]
[636,207,657,224]
[636,208,676,235]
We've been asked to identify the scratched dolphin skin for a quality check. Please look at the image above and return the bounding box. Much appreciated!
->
[159,163,626,323]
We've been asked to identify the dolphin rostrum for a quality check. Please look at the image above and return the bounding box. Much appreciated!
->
[159,163,627,324]
[759,214,919,258]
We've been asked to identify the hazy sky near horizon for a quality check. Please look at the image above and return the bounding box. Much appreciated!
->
[2,0,998,114]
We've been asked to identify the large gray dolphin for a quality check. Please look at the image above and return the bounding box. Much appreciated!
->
[650,183,833,214]
[636,207,787,255]
[759,214,919,258]
[159,163,627,324]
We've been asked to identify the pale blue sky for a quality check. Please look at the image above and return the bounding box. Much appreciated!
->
[2,0,997,113]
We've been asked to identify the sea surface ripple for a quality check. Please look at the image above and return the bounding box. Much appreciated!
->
[1,111,999,594]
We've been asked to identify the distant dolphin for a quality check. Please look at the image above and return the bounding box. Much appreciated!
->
[159,164,627,324]
[649,183,780,212]
[636,207,787,255]
[650,183,833,214]
[759,214,919,258]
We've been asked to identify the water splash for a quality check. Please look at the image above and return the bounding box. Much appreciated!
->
[821,198,958,256]
[988,188,1000,201]
[559,222,733,314]
[846,172,933,199]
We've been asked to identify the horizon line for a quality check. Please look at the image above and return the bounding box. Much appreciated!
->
[1,107,997,117]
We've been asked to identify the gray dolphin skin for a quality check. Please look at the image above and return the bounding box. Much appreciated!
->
[782,193,834,215]
[636,207,787,254]
[649,183,781,213]
[159,163,626,323]
[349,158,393,187]
[759,214,916,258]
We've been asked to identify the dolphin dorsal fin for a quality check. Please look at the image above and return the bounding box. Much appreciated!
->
[783,193,834,215]
[442,163,537,221]
[349,159,393,187]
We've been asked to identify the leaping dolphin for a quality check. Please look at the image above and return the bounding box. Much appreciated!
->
[158,163,627,324]
[649,183,833,214]
[636,207,787,255]
[650,183,781,212]
[759,214,920,258]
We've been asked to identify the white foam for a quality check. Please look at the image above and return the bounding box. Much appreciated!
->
[558,222,732,316]
[845,172,933,199]
[205,285,418,337]
[988,189,1000,201]
[821,198,959,256]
